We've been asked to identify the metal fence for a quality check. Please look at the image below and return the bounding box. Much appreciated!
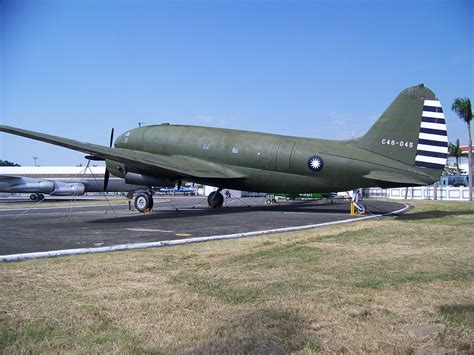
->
[365,186,472,201]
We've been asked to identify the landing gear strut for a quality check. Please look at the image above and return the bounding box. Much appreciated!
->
[350,189,366,215]
[207,190,224,208]
[134,191,154,213]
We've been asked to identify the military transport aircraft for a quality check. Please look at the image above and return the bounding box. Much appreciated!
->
[0,84,448,212]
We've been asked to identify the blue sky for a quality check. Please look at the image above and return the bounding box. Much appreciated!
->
[1,0,472,166]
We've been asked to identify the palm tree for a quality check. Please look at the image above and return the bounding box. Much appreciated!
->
[449,139,463,173]
[451,98,472,201]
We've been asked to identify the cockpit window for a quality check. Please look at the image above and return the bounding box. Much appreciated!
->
[118,131,130,144]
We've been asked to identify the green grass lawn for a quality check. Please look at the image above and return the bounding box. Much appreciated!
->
[1,200,473,353]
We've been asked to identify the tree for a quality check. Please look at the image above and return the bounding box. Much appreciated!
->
[451,97,472,201]
[0,160,21,167]
[443,165,459,176]
[448,139,463,174]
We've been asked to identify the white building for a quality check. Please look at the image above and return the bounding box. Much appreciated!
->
[0,166,105,178]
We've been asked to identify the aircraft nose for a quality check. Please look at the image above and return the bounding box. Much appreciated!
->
[115,131,131,147]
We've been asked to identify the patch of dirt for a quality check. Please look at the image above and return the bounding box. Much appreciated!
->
[403,323,446,341]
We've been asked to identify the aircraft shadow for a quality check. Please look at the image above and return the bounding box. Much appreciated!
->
[89,200,399,224]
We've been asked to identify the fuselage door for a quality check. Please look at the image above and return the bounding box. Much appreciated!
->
[275,140,296,171]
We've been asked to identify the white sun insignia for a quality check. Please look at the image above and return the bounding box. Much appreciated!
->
[310,158,321,169]
[307,155,324,172]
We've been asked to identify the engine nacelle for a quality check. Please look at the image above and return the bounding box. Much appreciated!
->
[50,182,86,196]
[105,159,174,187]
[106,159,126,179]
[125,172,174,187]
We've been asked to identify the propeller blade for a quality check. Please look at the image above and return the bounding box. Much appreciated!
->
[104,128,114,191]
[109,128,115,148]
[104,169,110,191]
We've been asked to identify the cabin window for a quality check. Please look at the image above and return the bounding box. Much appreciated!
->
[232,146,239,154]
[203,143,210,150]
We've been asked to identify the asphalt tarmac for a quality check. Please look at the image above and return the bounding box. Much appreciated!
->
[0,196,406,256]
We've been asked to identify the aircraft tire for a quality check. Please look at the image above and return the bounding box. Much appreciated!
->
[37,194,45,200]
[135,192,152,213]
[356,204,366,214]
[208,191,224,208]
[30,194,37,201]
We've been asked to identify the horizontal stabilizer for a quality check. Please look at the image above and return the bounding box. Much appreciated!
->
[363,171,428,186]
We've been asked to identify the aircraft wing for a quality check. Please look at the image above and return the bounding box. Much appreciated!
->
[0,175,23,181]
[0,125,247,180]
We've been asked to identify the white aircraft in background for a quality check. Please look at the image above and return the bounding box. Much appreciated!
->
[0,166,152,201]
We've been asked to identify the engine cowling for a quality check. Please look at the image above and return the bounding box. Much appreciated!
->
[125,172,174,187]
[105,159,126,179]
[50,182,86,196]
[105,159,174,187]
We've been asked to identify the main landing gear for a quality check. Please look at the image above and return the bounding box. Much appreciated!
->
[30,193,45,201]
[133,189,225,212]
[207,190,224,208]
[134,191,154,213]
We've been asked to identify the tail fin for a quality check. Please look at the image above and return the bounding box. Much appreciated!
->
[354,84,448,178]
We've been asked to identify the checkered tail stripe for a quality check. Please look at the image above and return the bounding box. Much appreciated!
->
[414,99,448,170]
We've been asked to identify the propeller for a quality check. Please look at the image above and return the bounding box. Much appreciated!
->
[103,128,114,191]
[109,128,114,148]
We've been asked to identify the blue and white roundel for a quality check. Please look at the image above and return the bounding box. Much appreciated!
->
[307,155,324,172]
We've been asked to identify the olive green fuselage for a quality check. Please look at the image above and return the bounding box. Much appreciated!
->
[112,124,433,193]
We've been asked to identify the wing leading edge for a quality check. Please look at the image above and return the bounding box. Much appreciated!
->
[0,125,247,180]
